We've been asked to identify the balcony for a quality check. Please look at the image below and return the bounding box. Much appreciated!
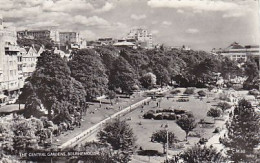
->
[5,45,20,52]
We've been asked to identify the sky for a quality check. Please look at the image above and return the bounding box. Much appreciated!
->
[0,0,259,51]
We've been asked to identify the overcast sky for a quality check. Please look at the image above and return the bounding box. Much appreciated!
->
[0,0,259,51]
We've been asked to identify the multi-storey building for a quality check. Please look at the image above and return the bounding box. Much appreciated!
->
[19,46,41,79]
[17,29,60,43]
[0,16,21,104]
[59,32,80,45]
[214,42,260,62]
[126,28,153,49]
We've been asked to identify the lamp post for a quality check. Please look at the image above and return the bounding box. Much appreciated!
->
[165,123,169,162]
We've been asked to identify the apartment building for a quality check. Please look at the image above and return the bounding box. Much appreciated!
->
[59,32,80,45]
[0,16,21,104]
[126,28,153,49]
[17,29,60,43]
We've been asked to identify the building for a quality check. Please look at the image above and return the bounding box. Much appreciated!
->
[19,46,41,79]
[0,16,22,104]
[59,32,80,45]
[97,38,115,46]
[214,42,260,62]
[113,41,136,48]
[17,29,60,43]
[125,28,153,49]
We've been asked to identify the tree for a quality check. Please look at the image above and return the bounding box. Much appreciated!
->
[69,49,108,100]
[25,51,86,122]
[176,116,197,141]
[207,108,223,123]
[151,129,176,154]
[107,90,116,105]
[140,72,156,89]
[109,56,138,95]
[97,118,136,163]
[169,145,226,163]
[221,99,260,162]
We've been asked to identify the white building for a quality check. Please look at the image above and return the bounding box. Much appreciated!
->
[125,28,153,49]
[215,42,260,62]
[0,16,21,104]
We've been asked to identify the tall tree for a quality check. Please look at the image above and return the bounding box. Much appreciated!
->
[25,51,86,121]
[97,118,136,163]
[222,99,260,162]
[69,49,108,100]
[169,145,226,163]
[109,56,138,95]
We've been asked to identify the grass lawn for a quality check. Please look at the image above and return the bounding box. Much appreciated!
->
[54,93,147,146]
[122,88,224,162]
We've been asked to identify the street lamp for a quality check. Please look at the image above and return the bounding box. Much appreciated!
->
[165,123,169,162]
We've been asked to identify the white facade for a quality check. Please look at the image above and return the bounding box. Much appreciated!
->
[20,46,40,79]
[126,28,153,49]
[0,20,21,102]
[217,42,260,62]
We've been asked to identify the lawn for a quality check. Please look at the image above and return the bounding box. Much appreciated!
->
[122,88,223,162]
[54,93,147,146]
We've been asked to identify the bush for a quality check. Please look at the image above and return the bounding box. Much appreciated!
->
[217,102,231,111]
[143,110,156,119]
[248,89,260,96]
[154,114,163,120]
[174,109,186,114]
[137,150,163,156]
[213,127,221,133]
[198,138,208,144]
[156,109,174,113]
[184,88,195,95]
[171,90,181,95]
[167,114,176,120]
[188,131,201,138]
[197,90,206,97]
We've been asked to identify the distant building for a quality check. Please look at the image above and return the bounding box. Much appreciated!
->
[214,42,260,62]
[0,16,21,104]
[125,28,153,49]
[59,32,80,45]
[97,38,115,46]
[113,41,136,48]
[17,29,60,43]
[19,45,42,79]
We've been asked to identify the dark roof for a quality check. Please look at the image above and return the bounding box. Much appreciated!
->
[226,42,244,50]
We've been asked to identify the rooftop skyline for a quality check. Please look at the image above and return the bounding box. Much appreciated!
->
[0,0,259,51]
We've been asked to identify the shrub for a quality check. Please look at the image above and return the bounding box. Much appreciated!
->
[197,90,206,97]
[217,102,232,111]
[162,114,169,119]
[171,90,181,95]
[184,88,195,95]
[167,114,176,120]
[198,138,208,144]
[213,127,221,133]
[188,131,201,138]
[248,89,260,96]
[143,110,155,119]
[174,109,186,114]
[137,150,163,156]
[154,114,163,120]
